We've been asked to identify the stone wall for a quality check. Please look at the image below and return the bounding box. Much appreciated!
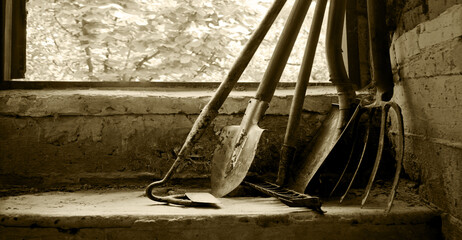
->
[388,1,462,238]
[0,88,336,190]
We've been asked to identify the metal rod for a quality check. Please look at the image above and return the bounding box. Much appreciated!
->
[386,102,404,213]
[329,109,362,197]
[361,105,390,207]
[339,108,375,203]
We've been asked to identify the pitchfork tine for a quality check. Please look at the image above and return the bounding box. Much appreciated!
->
[361,105,389,207]
[329,111,361,197]
[385,102,404,212]
[340,108,375,203]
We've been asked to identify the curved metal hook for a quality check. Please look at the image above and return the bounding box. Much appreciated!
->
[145,156,183,202]
[145,189,197,206]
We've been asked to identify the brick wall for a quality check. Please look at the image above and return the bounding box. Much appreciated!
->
[388,1,462,238]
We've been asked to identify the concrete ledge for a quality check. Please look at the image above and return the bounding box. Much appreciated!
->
[0,190,442,240]
[0,87,339,189]
[0,87,337,117]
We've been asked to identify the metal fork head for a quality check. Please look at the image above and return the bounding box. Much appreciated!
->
[358,102,404,212]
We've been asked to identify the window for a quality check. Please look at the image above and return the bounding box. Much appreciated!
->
[3,0,331,85]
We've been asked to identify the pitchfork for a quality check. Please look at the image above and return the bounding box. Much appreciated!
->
[329,0,404,213]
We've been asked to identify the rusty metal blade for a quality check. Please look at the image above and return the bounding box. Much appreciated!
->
[211,124,264,197]
[287,102,360,193]
[286,106,341,192]
[211,99,268,197]
[185,192,221,204]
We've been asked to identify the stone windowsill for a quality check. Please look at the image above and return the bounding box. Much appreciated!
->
[0,86,339,117]
[0,188,442,240]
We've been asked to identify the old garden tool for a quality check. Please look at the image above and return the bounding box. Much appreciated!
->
[329,0,404,213]
[284,0,358,193]
[147,192,220,207]
[145,0,288,204]
[211,0,313,197]
[243,176,324,213]
[331,102,403,212]
[244,0,329,212]
[361,102,403,212]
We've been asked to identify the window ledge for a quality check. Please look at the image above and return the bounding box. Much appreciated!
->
[0,189,441,240]
[0,86,338,117]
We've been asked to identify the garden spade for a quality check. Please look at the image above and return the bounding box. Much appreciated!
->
[145,0,287,203]
[211,0,313,197]
[285,0,357,192]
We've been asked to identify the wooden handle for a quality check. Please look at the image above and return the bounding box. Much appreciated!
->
[207,0,288,111]
[367,0,394,101]
[278,0,328,186]
[284,0,328,147]
[256,0,313,103]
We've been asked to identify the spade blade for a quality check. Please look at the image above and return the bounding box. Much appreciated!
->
[211,125,264,197]
[185,192,221,204]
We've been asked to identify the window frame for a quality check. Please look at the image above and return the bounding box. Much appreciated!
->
[2,0,366,91]
[1,0,301,90]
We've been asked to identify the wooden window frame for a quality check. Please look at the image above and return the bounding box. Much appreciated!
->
[2,0,370,91]
[0,0,301,90]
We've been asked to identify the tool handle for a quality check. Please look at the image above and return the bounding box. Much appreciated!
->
[277,0,328,186]
[276,144,296,185]
[207,0,288,110]
[256,0,313,103]
[284,0,328,148]
[326,0,356,129]
[367,0,394,101]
